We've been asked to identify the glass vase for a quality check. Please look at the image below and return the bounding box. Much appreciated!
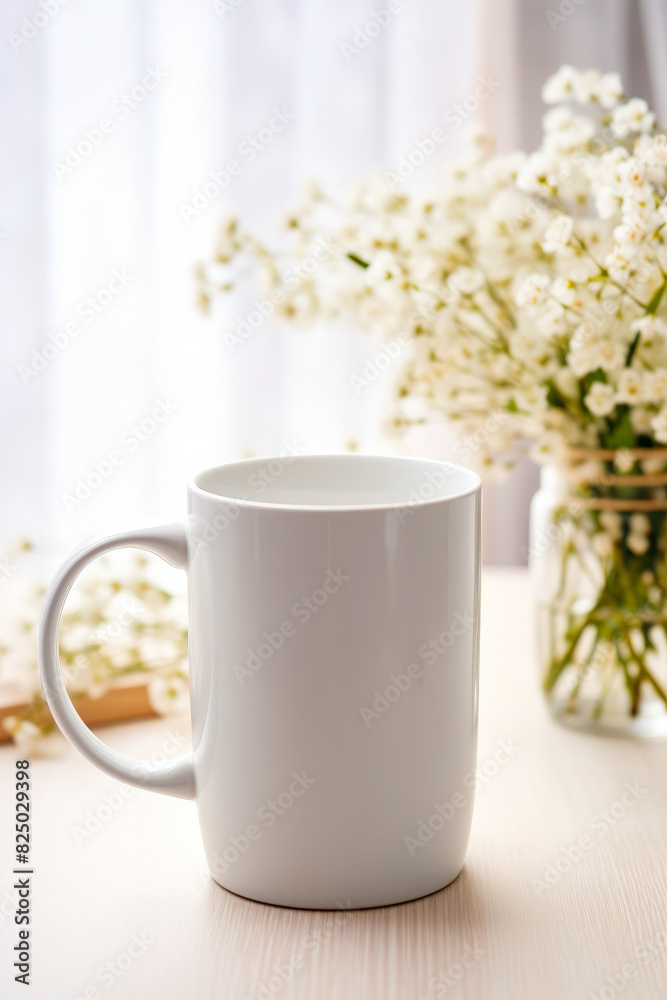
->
[530,453,667,738]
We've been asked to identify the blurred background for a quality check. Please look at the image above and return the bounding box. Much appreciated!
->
[1,0,665,565]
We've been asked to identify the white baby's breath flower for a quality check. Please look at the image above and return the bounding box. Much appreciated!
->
[644,369,667,403]
[568,345,599,379]
[529,431,563,464]
[598,342,626,373]
[618,157,646,188]
[536,298,567,338]
[542,214,574,253]
[627,533,650,556]
[147,674,190,717]
[516,152,555,193]
[605,244,634,279]
[651,407,667,444]
[3,718,63,758]
[629,513,651,536]
[636,133,667,168]
[630,407,654,434]
[596,71,625,109]
[584,381,615,417]
[541,65,580,104]
[613,448,636,473]
[612,98,656,138]
[451,266,484,295]
[642,455,667,475]
[599,510,623,540]
[595,185,621,220]
[631,315,667,343]
[616,368,644,404]
[515,272,551,307]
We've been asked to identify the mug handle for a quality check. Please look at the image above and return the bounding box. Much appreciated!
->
[38,522,195,800]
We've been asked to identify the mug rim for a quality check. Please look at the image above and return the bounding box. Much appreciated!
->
[188,453,481,512]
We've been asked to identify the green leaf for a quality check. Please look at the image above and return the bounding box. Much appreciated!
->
[347,253,369,269]
[625,330,640,366]
[604,407,636,450]
[580,368,607,399]
[646,281,666,315]
[546,383,566,409]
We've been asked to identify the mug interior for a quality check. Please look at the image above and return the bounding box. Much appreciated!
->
[192,454,480,509]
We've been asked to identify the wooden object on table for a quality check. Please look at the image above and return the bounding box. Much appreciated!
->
[0,679,157,743]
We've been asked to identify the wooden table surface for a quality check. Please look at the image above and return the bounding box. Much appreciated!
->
[2,568,667,1000]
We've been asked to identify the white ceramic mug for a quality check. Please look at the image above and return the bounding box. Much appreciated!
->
[39,454,481,908]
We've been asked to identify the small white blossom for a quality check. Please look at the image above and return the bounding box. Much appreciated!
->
[585,381,616,416]
[600,510,623,540]
[515,273,551,307]
[651,407,667,444]
[451,267,484,295]
[595,185,621,220]
[147,673,190,717]
[629,513,651,536]
[597,342,626,373]
[592,532,614,558]
[542,215,574,253]
[632,315,667,343]
[627,533,650,555]
[644,369,667,403]
[616,368,644,404]
[541,65,580,104]
[596,71,625,109]
[612,98,656,138]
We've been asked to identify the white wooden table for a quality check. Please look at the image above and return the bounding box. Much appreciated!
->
[2,568,667,999]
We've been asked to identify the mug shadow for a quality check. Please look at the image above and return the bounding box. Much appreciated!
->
[179,856,539,998]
